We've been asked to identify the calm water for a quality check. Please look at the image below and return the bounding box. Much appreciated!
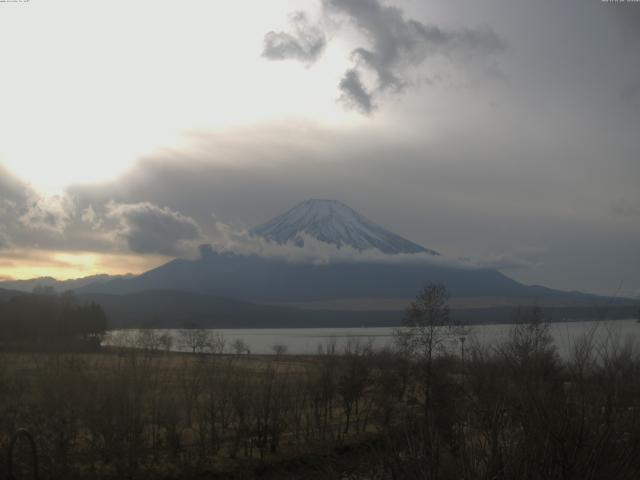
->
[106,319,640,358]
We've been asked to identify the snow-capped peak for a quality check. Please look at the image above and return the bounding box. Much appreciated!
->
[251,199,438,255]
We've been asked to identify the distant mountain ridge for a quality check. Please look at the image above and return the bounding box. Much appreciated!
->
[251,199,437,255]
[0,274,135,293]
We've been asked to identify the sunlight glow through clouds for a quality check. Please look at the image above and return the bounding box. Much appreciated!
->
[0,0,367,280]
[0,249,169,281]
[0,0,356,193]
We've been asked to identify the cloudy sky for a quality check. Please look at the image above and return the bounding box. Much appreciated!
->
[0,0,638,297]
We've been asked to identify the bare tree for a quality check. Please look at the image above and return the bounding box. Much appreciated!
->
[135,330,163,352]
[158,332,173,352]
[208,331,226,354]
[338,339,371,434]
[179,328,214,354]
[394,283,454,361]
[231,338,249,356]
[393,283,455,477]
[272,343,288,360]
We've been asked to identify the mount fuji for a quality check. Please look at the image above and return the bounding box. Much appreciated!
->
[74,199,630,327]
[251,199,438,255]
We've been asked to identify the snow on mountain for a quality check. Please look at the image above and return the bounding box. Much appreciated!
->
[250,199,438,255]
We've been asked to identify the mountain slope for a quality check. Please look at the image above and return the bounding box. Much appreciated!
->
[251,199,437,255]
[81,250,543,302]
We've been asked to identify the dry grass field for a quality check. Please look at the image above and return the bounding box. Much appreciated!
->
[1,320,640,479]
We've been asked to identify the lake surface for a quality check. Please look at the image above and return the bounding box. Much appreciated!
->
[106,319,640,358]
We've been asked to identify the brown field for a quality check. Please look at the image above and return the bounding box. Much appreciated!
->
[2,322,640,479]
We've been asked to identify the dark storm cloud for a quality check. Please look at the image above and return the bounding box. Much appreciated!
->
[0,165,27,204]
[0,200,16,250]
[262,12,326,63]
[0,165,205,257]
[0,166,77,246]
[339,69,374,113]
[81,204,103,230]
[612,200,640,218]
[105,201,204,256]
[606,3,640,44]
[264,0,505,113]
[0,230,11,250]
[63,107,639,296]
[607,5,640,103]
[19,193,77,235]
[325,0,505,88]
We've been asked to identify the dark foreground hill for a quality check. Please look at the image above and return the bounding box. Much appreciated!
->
[0,287,25,301]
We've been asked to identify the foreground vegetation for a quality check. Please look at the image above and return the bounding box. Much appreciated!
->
[0,327,638,478]
[0,286,639,479]
[0,290,107,351]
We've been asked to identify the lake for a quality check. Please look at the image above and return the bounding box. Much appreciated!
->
[106,318,640,358]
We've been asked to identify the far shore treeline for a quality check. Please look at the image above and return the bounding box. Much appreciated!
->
[0,288,107,350]
[0,285,638,336]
